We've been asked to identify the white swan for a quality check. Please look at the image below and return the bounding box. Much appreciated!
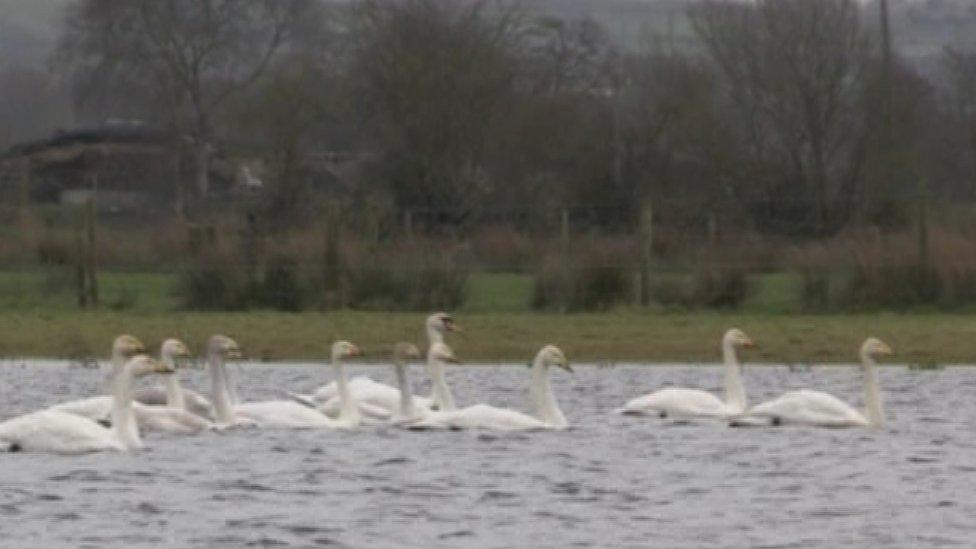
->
[736,338,891,428]
[49,334,147,419]
[0,355,172,454]
[133,339,214,419]
[292,312,456,417]
[53,339,216,434]
[425,312,462,411]
[207,335,362,429]
[619,328,754,419]
[406,345,572,431]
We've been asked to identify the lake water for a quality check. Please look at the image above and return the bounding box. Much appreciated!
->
[0,360,973,548]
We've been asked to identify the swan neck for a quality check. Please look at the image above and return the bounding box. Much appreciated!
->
[333,352,360,426]
[111,367,141,451]
[163,356,185,409]
[722,342,747,412]
[426,353,456,412]
[208,352,235,425]
[394,361,415,419]
[861,353,884,428]
[531,357,567,428]
[427,327,444,346]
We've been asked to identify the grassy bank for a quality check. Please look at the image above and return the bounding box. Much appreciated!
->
[0,310,972,364]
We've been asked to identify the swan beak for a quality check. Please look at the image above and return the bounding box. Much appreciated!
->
[442,354,461,365]
[445,318,463,333]
[349,345,362,357]
[225,347,243,359]
[743,338,756,349]
[561,361,574,373]
[880,344,893,356]
[153,359,176,375]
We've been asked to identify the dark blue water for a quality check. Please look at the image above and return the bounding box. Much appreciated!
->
[0,361,973,548]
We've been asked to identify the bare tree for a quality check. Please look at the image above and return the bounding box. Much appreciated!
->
[57,0,313,199]
[351,0,523,221]
[690,0,872,235]
[944,48,976,194]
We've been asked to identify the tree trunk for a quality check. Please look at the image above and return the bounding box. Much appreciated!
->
[194,141,210,197]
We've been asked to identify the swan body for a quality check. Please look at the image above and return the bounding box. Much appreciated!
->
[743,389,869,427]
[407,345,572,431]
[619,328,754,419]
[0,410,126,454]
[50,396,213,434]
[0,356,172,454]
[234,400,341,428]
[738,338,891,429]
[621,388,737,418]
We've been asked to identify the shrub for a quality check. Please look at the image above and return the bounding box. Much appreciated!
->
[260,254,304,311]
[791,227,976,311]
[344,244,467,311]
[692,263,751,308]
[177,251,248,310]
[532,240,634,311]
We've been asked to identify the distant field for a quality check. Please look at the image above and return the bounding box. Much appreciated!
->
[0,309,971,365]
[0,270,972,363]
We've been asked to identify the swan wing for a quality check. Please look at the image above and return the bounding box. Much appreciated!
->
[181,389,215,419]
[134,387,214,419]
[0,410,123,454]
[747,390,868,427]
[133,387,168,406]
[49,396,113,421]
[310,376,376,402]
[234,401,338,429]
[134,406,214,434]
[621,388,732,418]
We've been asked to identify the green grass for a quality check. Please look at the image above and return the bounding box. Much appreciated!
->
[462,272,534,312]
[0,270,973,364]
[742,272,802,314]
[0,270,177,312]
[0,309,973,364]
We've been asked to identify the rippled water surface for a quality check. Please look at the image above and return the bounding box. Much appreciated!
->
[0,360,974,548]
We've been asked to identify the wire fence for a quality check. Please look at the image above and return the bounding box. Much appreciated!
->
[4,194,976,313]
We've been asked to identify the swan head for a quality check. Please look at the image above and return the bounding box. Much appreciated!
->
[860,337,893,360]
[394,342,422,362]
[332,340,361,360]
[127,355,174,377]
[429,342,460,365]
[723,328,755,349]
[113,334,147,359]
[537,345,572,372]
[427,312,461,334]
[160,338,192,363]
[207,335,243,359]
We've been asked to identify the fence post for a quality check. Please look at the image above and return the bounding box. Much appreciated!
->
[917,187,930,291]
[404,209,415,243]
[85,194,99,307]
[323,202,343,308]
[74,207,87,309]
[17,160,30,226]
[560,207,571,311]
[639,200,653,306]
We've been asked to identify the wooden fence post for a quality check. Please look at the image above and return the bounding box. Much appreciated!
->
[639,200,653,306]
[85,194,99,307]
